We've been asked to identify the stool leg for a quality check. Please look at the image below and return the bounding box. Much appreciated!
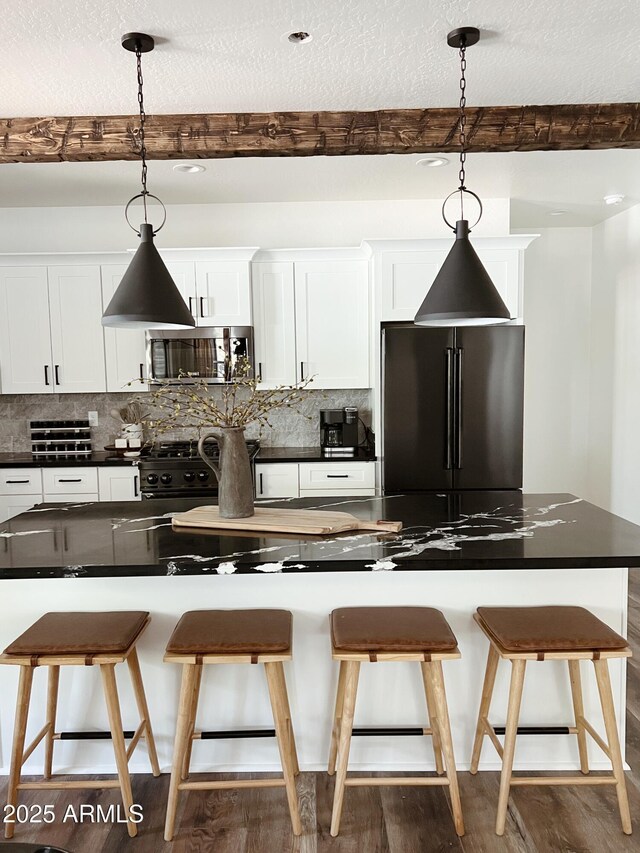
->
[428,660,465,837]
[100,663,137,838]
[181,663,203,781]
[127,648,161,777]
[496,658,526,836]
[421,661,444,775]
[470,644,499,774]
[5,665,34,840]
[593,658,632,835]
[44,665,59,780]
[330,660,360,837]
[274,661,300,776]
[568,660,589,775]
[265,661,302,836]
[328,660,347,776]
[165,664,197,842]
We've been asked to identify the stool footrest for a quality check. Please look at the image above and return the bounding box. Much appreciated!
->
[196,728,276,740]
[179,778,286,791]
[492,725,575,736]
[19,779,122,790]
[344,776,450,787]
[352,727,431,737]
[509,775,617,787]
[56,730,136,740]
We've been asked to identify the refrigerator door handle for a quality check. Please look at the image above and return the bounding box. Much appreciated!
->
[455,347,464,469]
[445,348,455,469]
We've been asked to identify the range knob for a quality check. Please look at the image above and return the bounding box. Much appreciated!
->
[146,473,158,485]
[197,471,209,482]
[183,471,196,483]
[160,473,173,485]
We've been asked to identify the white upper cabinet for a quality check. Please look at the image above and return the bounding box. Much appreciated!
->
[47,266,106,393]
[194,261,252,327]
[101,264,148,392]
[162,261,197,321]
[0,267,52,394]
[376,238,535,322]
[252,262,297,388]
[294,261,370,389]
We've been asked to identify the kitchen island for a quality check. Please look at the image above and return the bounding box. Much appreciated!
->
[0,492,636,777]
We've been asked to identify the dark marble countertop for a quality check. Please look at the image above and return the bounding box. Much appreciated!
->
[1,492,640,579]
[0,452,138,468]
[255,446,376,463]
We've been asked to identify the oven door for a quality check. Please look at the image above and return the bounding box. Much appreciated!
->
[146,326,254,384]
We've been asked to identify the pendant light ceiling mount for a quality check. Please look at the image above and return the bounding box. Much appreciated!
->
[414,26,511,327]
[102,32,195,329]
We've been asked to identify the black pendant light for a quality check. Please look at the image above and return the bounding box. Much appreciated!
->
[102,33,195,329]
[414,27,510,327]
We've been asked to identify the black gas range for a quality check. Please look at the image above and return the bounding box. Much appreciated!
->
[138,438,260,500]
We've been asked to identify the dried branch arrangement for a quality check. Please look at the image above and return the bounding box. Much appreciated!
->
[130,357,313,440]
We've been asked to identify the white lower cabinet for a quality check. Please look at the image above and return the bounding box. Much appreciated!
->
[0,468,43,521]
[98,467,141,501]
[255,463,299,498]
[255,461,375,498]
[0,494,41,522]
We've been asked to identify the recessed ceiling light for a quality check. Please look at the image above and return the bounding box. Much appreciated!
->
[416,157,449,168]
[604,193,625,206]
[548,209,567,217]
[287,31,313,44]
[173,163,206,174]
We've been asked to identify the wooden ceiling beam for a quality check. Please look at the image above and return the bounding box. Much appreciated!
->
[1,103,639,164]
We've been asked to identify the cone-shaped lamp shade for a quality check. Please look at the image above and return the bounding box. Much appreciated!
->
[414,220,511,326]
[102,224,196,328]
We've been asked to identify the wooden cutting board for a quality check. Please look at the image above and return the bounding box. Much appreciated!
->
[172,506,403,536]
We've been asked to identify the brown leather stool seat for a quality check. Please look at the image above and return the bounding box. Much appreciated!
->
[331,606,458,654]
[166,609,292,656]
[4,611,149,657]
[476,605,628,653]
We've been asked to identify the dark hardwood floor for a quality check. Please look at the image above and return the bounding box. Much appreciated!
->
[2,574,638,852]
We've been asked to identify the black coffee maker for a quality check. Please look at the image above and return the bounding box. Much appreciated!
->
[320,408,359,456]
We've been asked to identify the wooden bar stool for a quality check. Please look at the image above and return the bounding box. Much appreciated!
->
[470,605,632,836]
[0,611,160,839]
[328,606,464,837]
[163,609,302,841]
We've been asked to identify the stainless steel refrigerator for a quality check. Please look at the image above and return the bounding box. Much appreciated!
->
[382,324,525,492]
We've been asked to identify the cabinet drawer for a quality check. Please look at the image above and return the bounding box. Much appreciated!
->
[299,462,375,491]
[0,468,43,495]
[42,467,98,495]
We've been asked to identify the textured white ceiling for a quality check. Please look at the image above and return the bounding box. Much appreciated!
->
[1,0,639,116]
[0,149,637,228]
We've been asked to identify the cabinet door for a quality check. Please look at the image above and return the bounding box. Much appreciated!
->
[252,262,297,387]
[48,266,106,393]
[294,261,369,389]
[101,265,149,392]
[255,463,299,498]
[380,251,447,320]
[98,467,141,501]
[0,494,40,522]
[476,249,521,320]
[0,266,53,394]
[164,261,197,319]
[195,261,252,326]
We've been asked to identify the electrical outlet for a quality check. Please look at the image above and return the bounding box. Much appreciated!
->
[88,411,99,427]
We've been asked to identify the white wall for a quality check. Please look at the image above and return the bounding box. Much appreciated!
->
[587,204,640,524]
[0,198,509,254]
[520,227,593,494]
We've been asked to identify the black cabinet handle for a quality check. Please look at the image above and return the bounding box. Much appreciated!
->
[44,365,50,386]
[58,478,82,483]
[259,473,264,494]
[133,475,139,497]
[199,296,207,318]
[6,479,29,484]
[327,474,349,478]
[139,363,145,381]
[258,362,263,381]
[300,362,305,381]
[188,296,195,315]
[445,348,454,470]
[54,364,61,386]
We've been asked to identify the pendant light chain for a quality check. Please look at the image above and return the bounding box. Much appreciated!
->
[457,38,467,219]
[135,43,149,225]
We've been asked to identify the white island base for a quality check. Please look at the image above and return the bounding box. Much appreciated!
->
[0,567,629,777]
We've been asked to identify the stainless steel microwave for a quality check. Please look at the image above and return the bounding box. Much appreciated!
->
[146,326,254,384]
